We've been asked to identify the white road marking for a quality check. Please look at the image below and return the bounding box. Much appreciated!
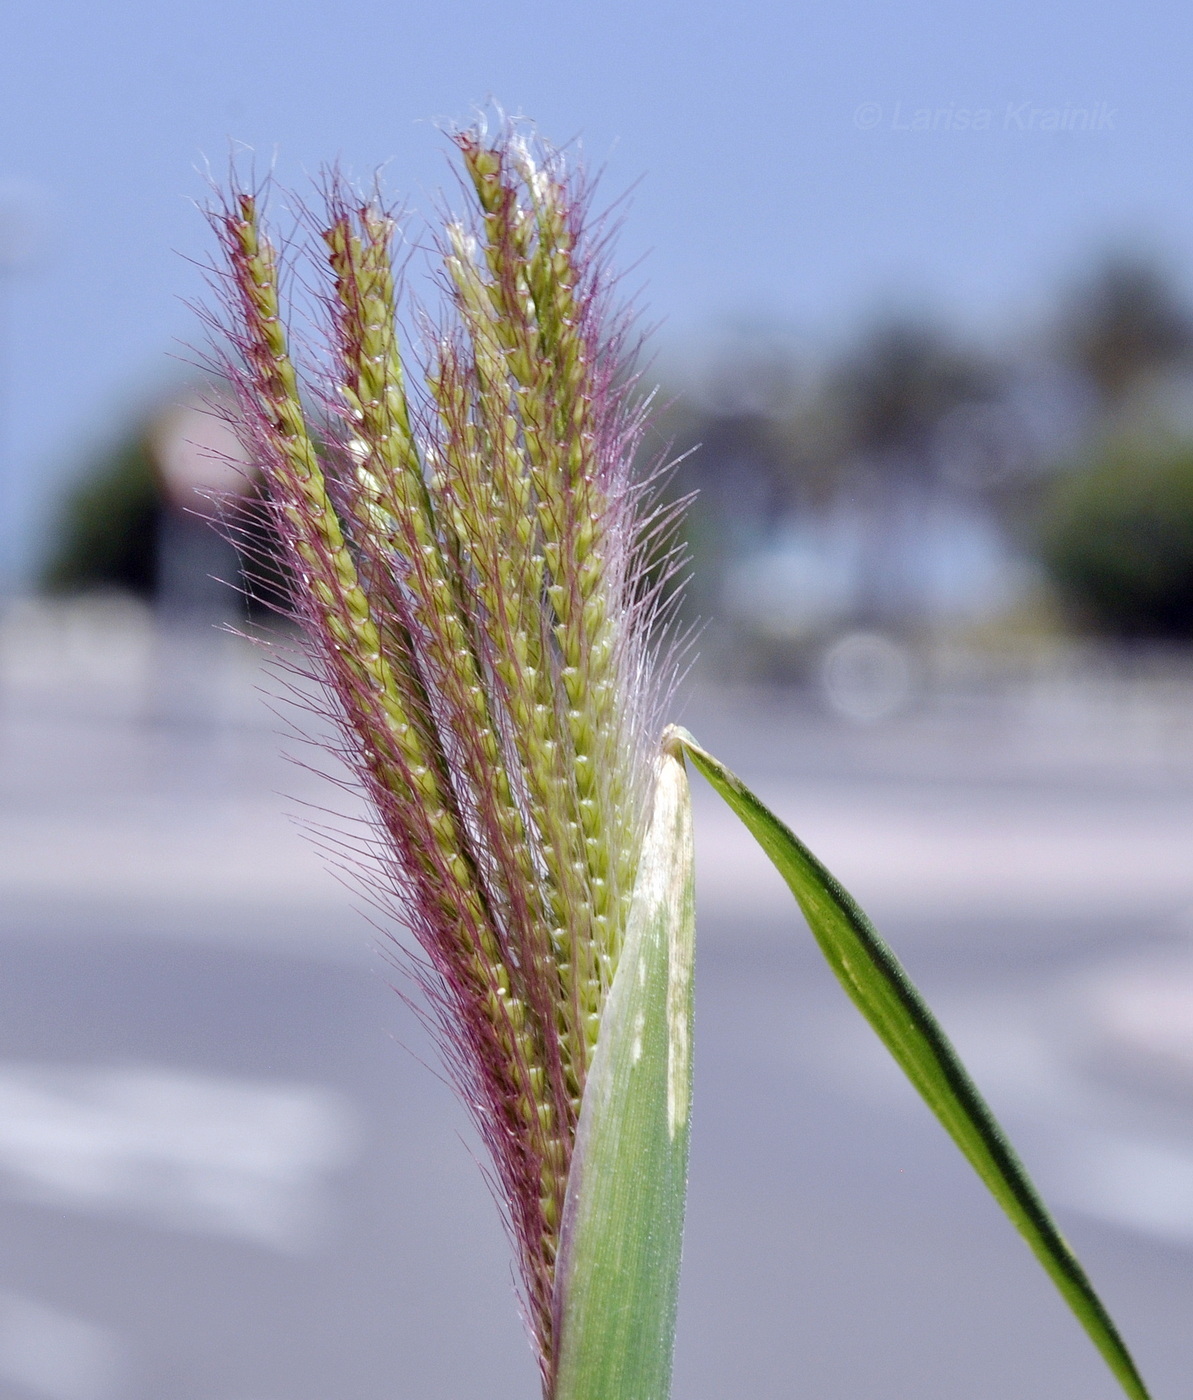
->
[0,1065,357,1252]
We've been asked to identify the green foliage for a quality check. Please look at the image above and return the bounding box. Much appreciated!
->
[41,429,160,596]
[676,730,1152,1400]
[1038,438,1193,638]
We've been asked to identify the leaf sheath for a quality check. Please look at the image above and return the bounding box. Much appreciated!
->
[552,746,696,1400]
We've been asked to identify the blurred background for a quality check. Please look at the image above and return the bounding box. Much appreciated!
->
[4,1,1193,1396]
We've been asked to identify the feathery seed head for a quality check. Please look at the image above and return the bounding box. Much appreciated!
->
[210,121,681,1388]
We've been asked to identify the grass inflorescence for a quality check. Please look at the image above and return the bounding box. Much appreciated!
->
[210,120,682,1382]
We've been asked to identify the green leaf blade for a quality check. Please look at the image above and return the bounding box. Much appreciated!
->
[674,727,1152,1400]
[552,747,696,1400]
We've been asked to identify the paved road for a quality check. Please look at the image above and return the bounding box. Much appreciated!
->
[1,601,1192,1400]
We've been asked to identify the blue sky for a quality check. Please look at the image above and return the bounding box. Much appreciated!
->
[2,0,1191,577]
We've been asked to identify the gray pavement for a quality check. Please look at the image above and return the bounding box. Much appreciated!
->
[1,599,1192,1399]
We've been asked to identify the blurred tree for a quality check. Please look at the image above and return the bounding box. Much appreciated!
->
[41,426,160,596]
[823,321,1001,629]
[676,330,805,520]
[831,319,994,476]
[1057,256,1193,408]
[1038,437,1193,638]
[650,334,811,628]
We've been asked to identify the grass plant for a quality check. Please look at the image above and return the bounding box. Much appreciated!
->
[209,117,1154,1400]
